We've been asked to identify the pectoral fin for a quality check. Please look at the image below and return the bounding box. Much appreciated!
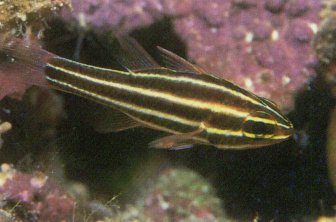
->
[149,127,204,150]
[92,106,140,133]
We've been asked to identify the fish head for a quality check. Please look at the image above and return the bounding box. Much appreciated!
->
[240,99,294,148]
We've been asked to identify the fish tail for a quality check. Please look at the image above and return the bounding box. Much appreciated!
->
[0,35,55,89]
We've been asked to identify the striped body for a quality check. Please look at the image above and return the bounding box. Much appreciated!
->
[45,57,293,149]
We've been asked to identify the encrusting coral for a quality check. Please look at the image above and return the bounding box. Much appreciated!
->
[0,163,75,222]
[314,0,336,195]
[0,0,70,32]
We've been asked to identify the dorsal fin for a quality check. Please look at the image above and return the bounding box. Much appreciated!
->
[157,46,207,74]
[116,35,161,71]
[259,96,278,109]
[126,67,173,74]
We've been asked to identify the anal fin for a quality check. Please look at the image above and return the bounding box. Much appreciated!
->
[149,126,204,150]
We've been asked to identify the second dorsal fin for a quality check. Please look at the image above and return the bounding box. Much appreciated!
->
[157,46,207,74]
[116,35,161,71]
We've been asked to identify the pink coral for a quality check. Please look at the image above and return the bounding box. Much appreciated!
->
[0,164,75,222]
[62,0,164,32]
[174,0,320,111]
[63,0,321,111]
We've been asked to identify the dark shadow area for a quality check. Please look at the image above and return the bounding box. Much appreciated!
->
[0,88,64,173]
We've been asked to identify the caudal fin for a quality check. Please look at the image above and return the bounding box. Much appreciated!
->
[0,35,55,99]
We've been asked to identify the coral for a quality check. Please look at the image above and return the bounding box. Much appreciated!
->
[173,0,320,111]
[313,0,336,196]
[0,88,68,220]
[142,168,226,221]
[314,17,336,65]
[100,168,227,222]
[313,1,336,97]
[61,0,163,32]
[62,0,321,111]
[0,209,15,222]
[0,0,71,32]
[320,0,336,20]
[317,216,336,222]
[0,121,11,149]
[327,108,336,193]
[315,1,336,193]
[0,163,75,222]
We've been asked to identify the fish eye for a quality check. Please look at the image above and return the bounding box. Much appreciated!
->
[242,111,276,139]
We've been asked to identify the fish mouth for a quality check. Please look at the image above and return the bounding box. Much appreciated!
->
[276,121,294,139]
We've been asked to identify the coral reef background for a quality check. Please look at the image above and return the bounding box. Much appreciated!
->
[0,0,336,221]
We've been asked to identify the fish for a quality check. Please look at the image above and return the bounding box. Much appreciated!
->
[0,35,293,150]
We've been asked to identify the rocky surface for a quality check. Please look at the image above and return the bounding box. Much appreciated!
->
[0,0,70,32]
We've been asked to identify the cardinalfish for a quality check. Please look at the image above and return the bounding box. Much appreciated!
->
[0,35,293,149]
